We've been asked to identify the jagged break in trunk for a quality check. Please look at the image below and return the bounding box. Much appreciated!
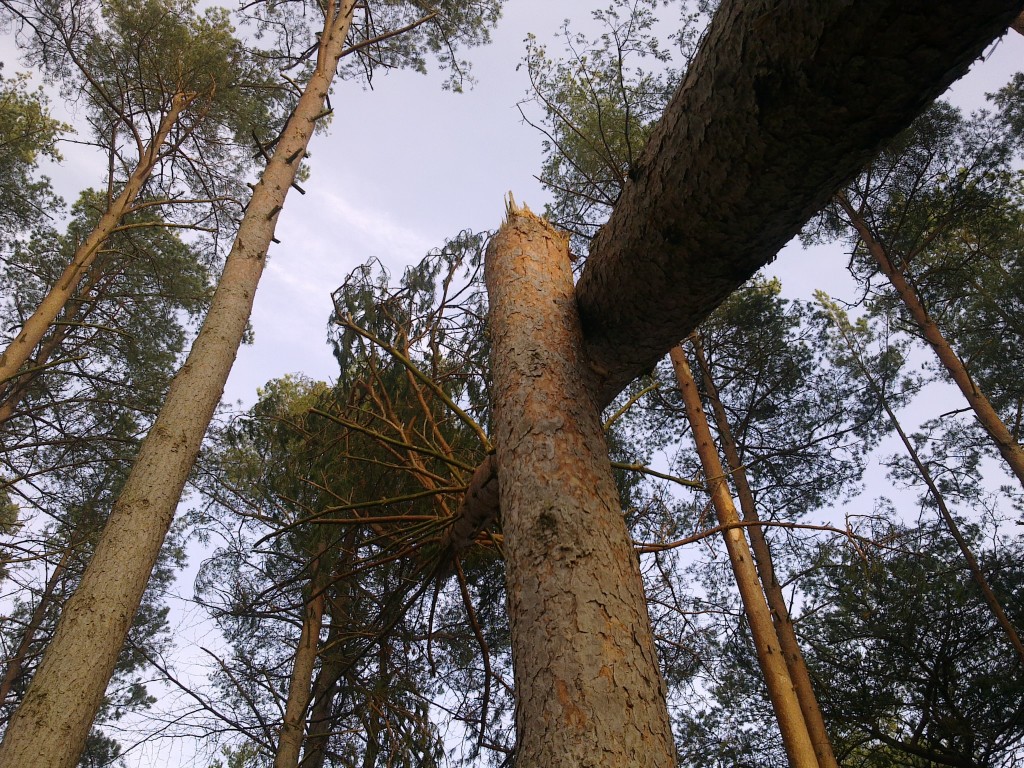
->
[486,203,675,768]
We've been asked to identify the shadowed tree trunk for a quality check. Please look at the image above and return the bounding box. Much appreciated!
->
[670,345,818,768]
[486,203,675,767]
[456,0,1024,545]
[837,193,1024,492]
[686,334,839,768]
[274,540,332,768]
[0,5,357,766]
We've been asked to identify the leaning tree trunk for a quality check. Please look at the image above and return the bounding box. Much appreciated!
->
[687,334,839,768]
[451,0,1024,559]
[274,539,332,768]
[838,194,1024,492]
[820,301,1024,666]
[0,5,356,766]
[486,203,675,768]
[0,92,190,390]
[670,346,818,768]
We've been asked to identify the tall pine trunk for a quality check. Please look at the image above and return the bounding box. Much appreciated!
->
[486,202,675,767]
[274,542,330,768]
[687,334,839,768]
[820,300,1024,666]
[670,346,818,768]
[0,5,355,766]
[0,92,190,389]
[837,194,1024,492]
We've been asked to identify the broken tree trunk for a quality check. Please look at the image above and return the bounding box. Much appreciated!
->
[486,203,675,767]
[452,0,1024,551]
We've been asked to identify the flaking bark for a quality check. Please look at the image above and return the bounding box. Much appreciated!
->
[486,204,675,768]
[452,0,1024,560]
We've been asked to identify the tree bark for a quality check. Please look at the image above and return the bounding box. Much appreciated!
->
[274,545,329,768]
[0,92,190,389]
[687,335,839,768]
[820,301,1024,666]
[0,5,356,766]
[670,346,818,768]
[453,0,1024,558]
[486,204,675,768]
[838,194,1024,492]
[1013,11,1024,34]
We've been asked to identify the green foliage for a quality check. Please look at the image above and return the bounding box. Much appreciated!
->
[802,523,1024,768]
[519,0,688,254]
[244,0,504,92]
[0,66,65,240]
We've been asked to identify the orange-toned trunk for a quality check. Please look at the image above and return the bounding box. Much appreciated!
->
[487,203,675,767]
[671,346,818,768]
[688,334,839,768]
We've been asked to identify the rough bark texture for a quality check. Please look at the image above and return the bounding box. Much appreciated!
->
[671,347,817,768]
[840,195,1024,493]
[486,205,675,768]
[689,335,839,768]
[0,6,356,766]
[577,0,1024,404]
[0,93,189,388]
[453,0,1024,558]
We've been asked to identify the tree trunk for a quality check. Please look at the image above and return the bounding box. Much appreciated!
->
[486,203,675,768]
[838,194,1024,492]
[0,6,356,766]
[1013,11,1024,34]
[453,0,1024,559]
[670,346,818,768]
[0,543,73,712]
[0,92,190,389]
[687,334,839,768]
[274,546,329,768]
[820,301,1024,666]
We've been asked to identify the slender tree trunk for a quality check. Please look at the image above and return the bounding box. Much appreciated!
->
[486,203,675,768]
[0,6,356,766]
[299,621,347,768]
[838,194,1024,492]
[687,334,839,768]
[0,93,189,389]
[0,544,73,711]
[670,346,818,768]
[275,545,330,768]
[453,0,1024,562]
[820,301,1024,666]
[1013,11,1024,34]
[0,259,107,424]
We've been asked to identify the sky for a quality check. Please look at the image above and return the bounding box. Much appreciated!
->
[4,1,1024,765]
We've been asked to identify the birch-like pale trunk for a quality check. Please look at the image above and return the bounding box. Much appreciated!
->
[0,5,355,766]
[0,92,190,389]
[670,346,818,768]
[837,194,1024,492]
[486,203,675,768]
[687,334,839,768]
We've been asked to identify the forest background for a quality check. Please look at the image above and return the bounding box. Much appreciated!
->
[1,1,1024,767]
